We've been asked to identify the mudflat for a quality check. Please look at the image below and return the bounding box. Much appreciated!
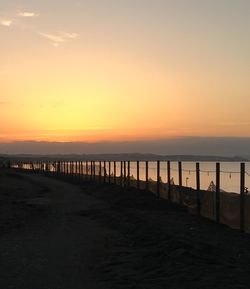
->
[0,169,250,289]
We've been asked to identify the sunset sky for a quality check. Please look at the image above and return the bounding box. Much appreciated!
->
[1,0,250,143]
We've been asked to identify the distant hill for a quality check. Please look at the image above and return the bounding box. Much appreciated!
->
[1,153,248,162]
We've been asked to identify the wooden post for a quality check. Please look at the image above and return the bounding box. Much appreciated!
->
[157,160,160,199]
[127,161,130,188]
[137,161,140,190]
[90,161,93,180]
[167,161,171,200]
[93,161,95,180]
[146,161,149,191]
[80,161,83,178]
[216,163,220,223]
[104,161,106,183]
[123,161,126,187]
[108,161,111,184]
[240,163,245,233]
[178,162,182,186]
[196,162,201,216]
[178,161,183,204]
[99,161,102,183]
[114,161,116,185]
[86,161,88,180]
[120,161,123,186]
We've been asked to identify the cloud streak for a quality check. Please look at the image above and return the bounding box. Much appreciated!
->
[39,31,79,46]
[1,8,78,47]
[1,20,12,27]
[18,12,39,17]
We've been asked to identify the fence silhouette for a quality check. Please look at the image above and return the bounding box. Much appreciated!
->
[9,160,250,233]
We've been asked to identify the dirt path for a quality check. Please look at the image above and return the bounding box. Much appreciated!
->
[1,170,250,289]
[0,170,109,289]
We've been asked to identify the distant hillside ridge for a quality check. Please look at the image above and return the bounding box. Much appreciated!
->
[1,154,248,162]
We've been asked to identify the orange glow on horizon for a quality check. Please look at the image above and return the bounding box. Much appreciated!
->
[1,1,250,143]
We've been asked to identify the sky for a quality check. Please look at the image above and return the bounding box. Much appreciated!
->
[0,0,250,145]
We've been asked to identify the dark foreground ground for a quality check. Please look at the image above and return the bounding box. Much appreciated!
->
[1,170,250,289]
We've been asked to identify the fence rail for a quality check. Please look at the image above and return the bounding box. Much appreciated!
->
[9,160,250,233]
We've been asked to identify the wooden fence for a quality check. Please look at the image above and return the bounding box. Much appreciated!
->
[9,160,249,233]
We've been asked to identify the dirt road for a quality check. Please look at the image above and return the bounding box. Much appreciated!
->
[0,170,108,289]
[1,170,250,289]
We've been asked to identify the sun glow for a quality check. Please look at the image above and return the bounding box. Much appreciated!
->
[1,0,250,143]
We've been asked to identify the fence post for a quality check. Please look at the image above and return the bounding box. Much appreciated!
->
[178,161,182,186]
[104,161,106,183]
[123,161,127,187]
[240,162,245,233]
[127,161,130,188]
[108,161,111,184]
[93,161,96,181]
[157,160,160,199]
[86,161,88,180]
[178,161,183,204]
[167,161,171,200]
[120,161,123,186]
[80,161,83,178]
[114,161,116,184]
[196,162,201,216]
[146,161,149,191]
[216,162,220,223]
[90,161,93,180]
[137,161,140,190]
[99,161,102,183]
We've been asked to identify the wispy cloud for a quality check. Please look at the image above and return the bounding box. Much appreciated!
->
[39,31,79,47]
[1,9,78,47]
[18,12,38,17]
[1,20,13,27]
[39,32,65,43]
[61,32,78,39]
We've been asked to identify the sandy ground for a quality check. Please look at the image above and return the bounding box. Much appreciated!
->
[1,169,250,289]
